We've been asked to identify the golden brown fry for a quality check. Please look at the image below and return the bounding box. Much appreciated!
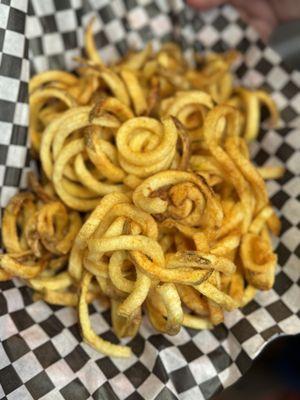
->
[257,166,285,180]
[89,234,211,285]
[79,271,132,357]
[0,269,11,281]
[116,117,178,178]
[166,251,236,275]
[224,136,268,212]
[40,106,120,179]
[100,69,130,106]
[120,69,147,115]
[133,170,223,230]
[227,88,279,141]
[177,284,209,316]
[0,254,44,279]
[161,91,213,135]
[117,269,151,319]
[28,172,56,202]
[85,126,125,183]
[182,314,213,330]
[156,283,183,335]
[37,202,81,255]
[120,43,152,71]
[53,139,118,210]
[68,192,130,280]
[111,300,141,338]
[84,17,104,65]
[29,271,72,291]
[29,70,79,94]
[30,87,77,153]
[240,285,257,307]
[1,31,281,357]
[194,276,238,312]
[2,192,36,253]
[241,232,276,290]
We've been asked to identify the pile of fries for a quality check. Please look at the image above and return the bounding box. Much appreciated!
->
[0,20,284,357]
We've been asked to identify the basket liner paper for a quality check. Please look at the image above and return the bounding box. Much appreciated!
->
[0,0,299,399]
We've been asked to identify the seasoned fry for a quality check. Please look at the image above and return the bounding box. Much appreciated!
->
[257,166,284,180]
[0,254,44,279]
[117,269,151,319]
[29,271,72,291]
[79,272,131,357]
[116,117,178,178]
[156,283,183,335]
[182,314,213,330]
[2,192,37,253]
[29,70,79,94]
[30,87,77,153]
[227,87,279,141]
[161,91,213,140]
[133,170,223,230]
[120,69,147,115]
[1,20,282,357]
[84,17,104,65]
[111,299,141,338]
[36,202,81,254]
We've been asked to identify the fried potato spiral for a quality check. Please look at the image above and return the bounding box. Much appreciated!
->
[133,170,223,230]
[1,187,82,280]
[1,18,283,357]
[116,117,178,177]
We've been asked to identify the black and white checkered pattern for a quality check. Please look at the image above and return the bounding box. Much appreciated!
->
[0,0,30,210]
[0,0,299,399]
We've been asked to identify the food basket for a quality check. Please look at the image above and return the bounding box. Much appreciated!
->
[0,0,299,399]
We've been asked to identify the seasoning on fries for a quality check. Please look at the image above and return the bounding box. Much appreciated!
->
[0,18,283,357]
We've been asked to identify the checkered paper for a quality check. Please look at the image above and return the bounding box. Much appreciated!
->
[0,0,299,399]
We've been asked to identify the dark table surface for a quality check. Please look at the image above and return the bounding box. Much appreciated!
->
[270,20,300,70]
[213,334,300,400]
